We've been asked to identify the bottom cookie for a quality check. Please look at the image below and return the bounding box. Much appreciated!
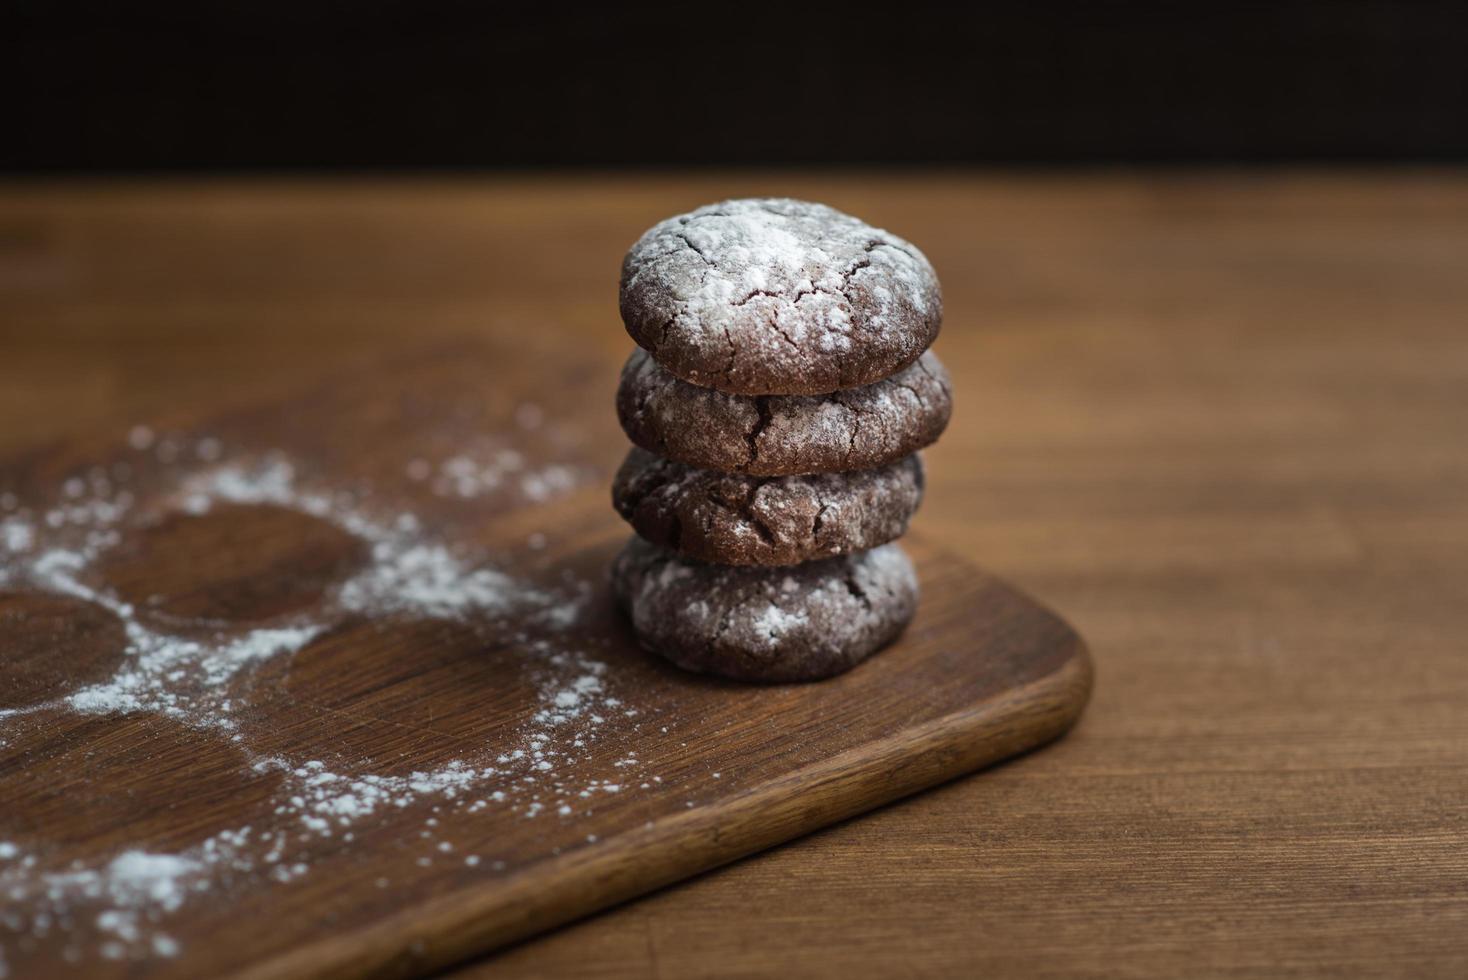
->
[611,536,918,683]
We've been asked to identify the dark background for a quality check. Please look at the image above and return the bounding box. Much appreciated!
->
[5,1,1467,173]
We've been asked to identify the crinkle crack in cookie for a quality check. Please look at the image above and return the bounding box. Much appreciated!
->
[611,537,919,682]
[613,448,924,567]
[617,348,952,476]
[619,198,942,396]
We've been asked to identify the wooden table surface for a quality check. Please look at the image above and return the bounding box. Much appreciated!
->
[2,173,1466,979]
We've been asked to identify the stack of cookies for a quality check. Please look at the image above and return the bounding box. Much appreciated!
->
[610,198,951,682]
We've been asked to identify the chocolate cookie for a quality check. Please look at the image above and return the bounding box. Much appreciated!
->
[617,348,952,476]
[619,198,942,396]
[612,448,923,567]
[611,537,918,682]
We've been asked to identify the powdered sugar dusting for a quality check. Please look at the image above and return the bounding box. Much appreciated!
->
[752,604,810,647]
[2,519,32,555]
[339,543,529,619]
[622,198,942,393]
[0,428,654,971]
[407,446,590,504]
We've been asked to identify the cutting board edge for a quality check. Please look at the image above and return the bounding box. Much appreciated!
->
[241,626,1093,980]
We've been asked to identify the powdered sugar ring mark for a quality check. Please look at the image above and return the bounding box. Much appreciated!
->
[0,434,658,969]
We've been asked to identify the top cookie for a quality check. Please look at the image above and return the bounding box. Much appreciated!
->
[619,198,942,396]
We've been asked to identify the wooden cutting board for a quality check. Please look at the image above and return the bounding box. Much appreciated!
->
[0,340,1091,979]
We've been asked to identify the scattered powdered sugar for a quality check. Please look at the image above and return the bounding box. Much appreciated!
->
[399,409,593,503]
[63,625,325,722]
[2,519,32,554]
[406,442,590,504]
[195,627,323,687]
[339,543,531,619]
[0,429,653,971]
[5,835,251,964]
[93,852,199,915]
[520,464,582,503]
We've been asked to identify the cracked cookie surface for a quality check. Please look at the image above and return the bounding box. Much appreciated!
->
[619,198,942,396]
[617,348,952,476]
[611,537,918,682]
[612,448,923,566]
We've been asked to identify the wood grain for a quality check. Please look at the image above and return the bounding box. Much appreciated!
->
[2,173,1467,978]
